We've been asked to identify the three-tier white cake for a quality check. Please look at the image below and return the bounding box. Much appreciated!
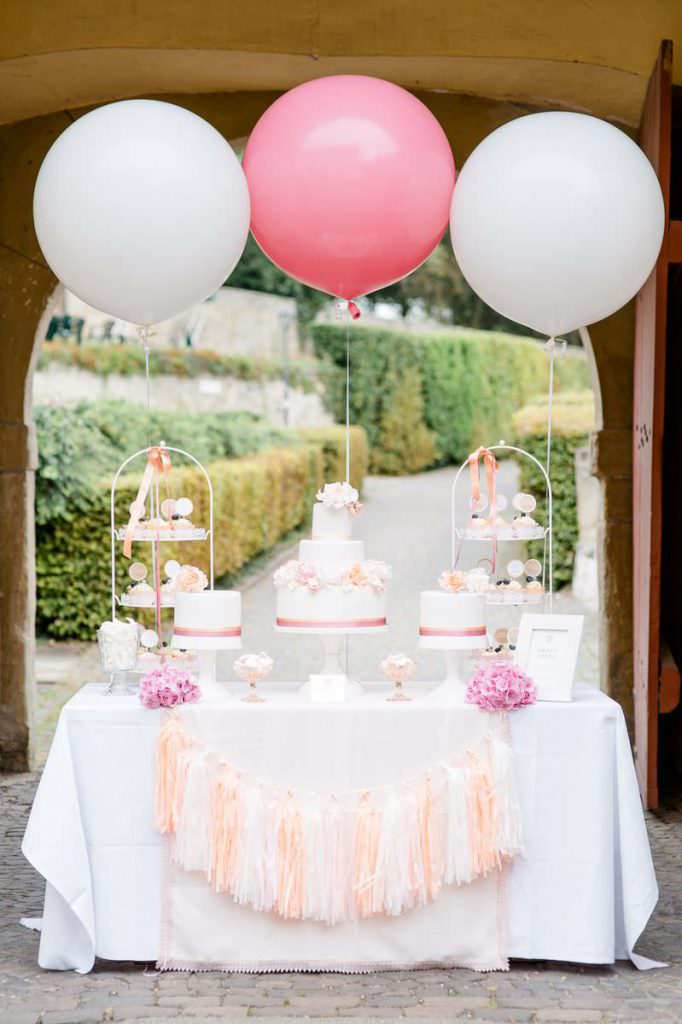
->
[274,482,390,634]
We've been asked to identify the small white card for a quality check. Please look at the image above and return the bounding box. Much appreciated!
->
[309,674,347,703]
[515,613,584,702]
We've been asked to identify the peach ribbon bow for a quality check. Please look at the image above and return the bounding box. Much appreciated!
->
[468,446,498,572]
[123,446,172,559]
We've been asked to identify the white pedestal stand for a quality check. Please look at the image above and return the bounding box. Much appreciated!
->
[429,650,469,701]
[196,650,232,699]
[297,634,364,699]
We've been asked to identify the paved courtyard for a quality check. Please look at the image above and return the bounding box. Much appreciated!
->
[3,468,677,1022]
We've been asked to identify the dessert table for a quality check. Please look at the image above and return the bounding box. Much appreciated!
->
[22,682,661,973]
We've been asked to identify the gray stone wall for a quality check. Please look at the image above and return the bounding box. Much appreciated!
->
[33,365,333,428]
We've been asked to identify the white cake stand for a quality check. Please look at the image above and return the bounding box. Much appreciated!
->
[419,635,484,701]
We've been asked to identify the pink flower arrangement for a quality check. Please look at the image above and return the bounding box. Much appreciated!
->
[139,664,201,709]
[465,660,537,712]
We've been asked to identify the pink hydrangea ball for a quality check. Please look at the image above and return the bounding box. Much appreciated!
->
[139,664,201,710]
[465,660,536,712]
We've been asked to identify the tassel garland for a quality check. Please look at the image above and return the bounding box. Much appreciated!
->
[156,715,522,925]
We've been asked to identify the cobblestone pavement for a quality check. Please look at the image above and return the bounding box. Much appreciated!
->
[1,773,680,1023]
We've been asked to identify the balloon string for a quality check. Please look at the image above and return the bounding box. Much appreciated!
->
[345,307,351,484]
[546,337,555,478]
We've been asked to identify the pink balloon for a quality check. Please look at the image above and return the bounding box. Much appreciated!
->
[243,75,455,299]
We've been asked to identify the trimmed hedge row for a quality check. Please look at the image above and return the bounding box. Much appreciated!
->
[39,340,319,392]
[36,411,368,639]
[513,391,595,590]
[312,324,591,473]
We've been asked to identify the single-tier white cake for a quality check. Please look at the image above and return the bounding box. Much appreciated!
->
[275,483,390,634]
[418,591,487,650]
[172,591,242,650]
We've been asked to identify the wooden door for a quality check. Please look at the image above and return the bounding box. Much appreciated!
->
[633,40,672,809]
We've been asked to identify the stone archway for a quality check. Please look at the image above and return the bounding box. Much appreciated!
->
[0,86,635,768]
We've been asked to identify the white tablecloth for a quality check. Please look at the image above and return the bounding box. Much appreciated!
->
[22,682,660,972]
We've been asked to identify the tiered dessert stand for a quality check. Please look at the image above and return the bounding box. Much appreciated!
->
[110,443,215,680]
[450,443,554,610]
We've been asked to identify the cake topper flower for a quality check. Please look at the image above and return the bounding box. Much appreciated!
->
[439,569,467,593]
[316,481,361,514]
[175,565,209,593]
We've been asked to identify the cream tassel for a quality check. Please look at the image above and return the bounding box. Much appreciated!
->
[154,714,190,834]
[232,782,268,911]
[374,791,407,916]
[490,735,523,860]
[443,761,472,886]
[302,796,326,921]
[173,747,212,873]
[404,790,426,909]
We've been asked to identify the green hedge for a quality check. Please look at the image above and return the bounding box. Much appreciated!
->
[513,391,595,590]
[38,340,319,392]
[35,400,367,639]
[312,324,591,473]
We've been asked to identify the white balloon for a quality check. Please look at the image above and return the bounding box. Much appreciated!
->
[33,100,250,325]
[451,112,665,336]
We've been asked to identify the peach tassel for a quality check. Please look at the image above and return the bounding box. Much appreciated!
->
[418,773,444,901]
[154,714,190,834]
[353,792,381,917]
[210,765,244,895]
[275,791,306,919]
[466,751,499,877]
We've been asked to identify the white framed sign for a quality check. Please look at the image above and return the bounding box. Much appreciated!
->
[515,614,584,702]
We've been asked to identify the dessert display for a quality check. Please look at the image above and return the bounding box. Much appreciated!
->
[120,559,208,608]
[115,496,207,542]
[172,590,242,650]
[437,559,545,606]
[274,482,390,633]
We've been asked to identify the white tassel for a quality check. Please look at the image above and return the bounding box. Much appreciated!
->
[325,797,347,925]
[173,748,212,874]
[374,792,408,916]
[443,762,472,886]
[233,782,269,911]
[403,789,426,909]
[303,796,326,921]
[490,736,523,859]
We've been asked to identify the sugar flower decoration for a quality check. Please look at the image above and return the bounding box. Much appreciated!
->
[175,565,209,593]
[439,570,467,593]
[465,661,536,712]
[139,664,201,709]
[316,481,361,514]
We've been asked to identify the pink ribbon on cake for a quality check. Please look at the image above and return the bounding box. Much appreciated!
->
[123,446,172,559]
[468,446,498,574]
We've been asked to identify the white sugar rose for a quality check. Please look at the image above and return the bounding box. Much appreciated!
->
[175,565,208,593]
[316,481,360,511]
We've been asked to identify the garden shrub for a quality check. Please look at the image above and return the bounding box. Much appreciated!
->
[312,323,592,472]
[35,403,368,639]
[512,390,596,590]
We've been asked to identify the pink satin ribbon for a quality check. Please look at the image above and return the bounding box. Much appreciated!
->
[276,616,386,629]
[419,626,486,638]
[174,625,242,638]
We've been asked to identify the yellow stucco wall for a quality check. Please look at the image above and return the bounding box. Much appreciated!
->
[2,0,682,126]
